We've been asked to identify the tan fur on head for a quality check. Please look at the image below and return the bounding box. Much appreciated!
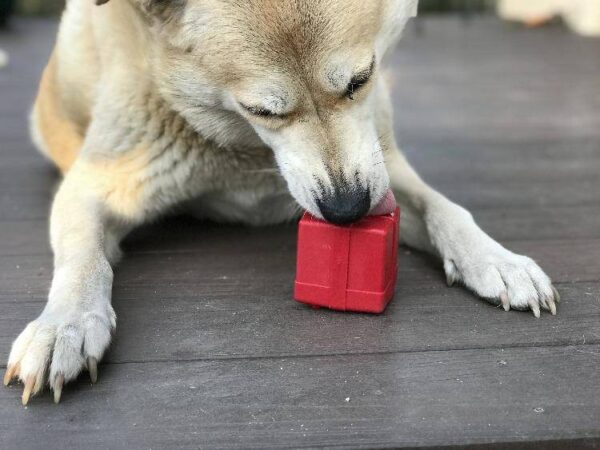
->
[144,0,418,214]
[33,0,419,215]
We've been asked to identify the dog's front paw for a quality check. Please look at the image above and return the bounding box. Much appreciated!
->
[4,304,116,404]
[443,239,559,317]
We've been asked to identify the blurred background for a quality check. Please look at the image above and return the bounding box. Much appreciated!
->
[1,0,600,36]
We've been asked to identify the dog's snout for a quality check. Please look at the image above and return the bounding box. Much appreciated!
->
[317,184,371,225]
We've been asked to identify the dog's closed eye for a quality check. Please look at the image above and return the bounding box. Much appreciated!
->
[240,103,282,119]
[346,57,376,100]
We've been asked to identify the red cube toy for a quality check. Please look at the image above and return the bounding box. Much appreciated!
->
[294,207,400,314]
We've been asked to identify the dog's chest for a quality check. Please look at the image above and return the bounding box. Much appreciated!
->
[141,141,296,224]
[187,188,300,226]
[105,93,298,224]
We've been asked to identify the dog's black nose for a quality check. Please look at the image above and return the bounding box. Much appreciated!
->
[317,184,371,225]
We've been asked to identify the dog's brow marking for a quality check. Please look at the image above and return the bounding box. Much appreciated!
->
[240,103,286,119]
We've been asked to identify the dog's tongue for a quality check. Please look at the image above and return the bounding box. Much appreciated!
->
[370,189,397,216]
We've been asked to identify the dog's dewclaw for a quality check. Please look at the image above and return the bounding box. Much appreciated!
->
[53,375,64,404]
[88,357,98,384]
[22,376,35,406]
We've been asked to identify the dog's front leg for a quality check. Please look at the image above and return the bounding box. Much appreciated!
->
[383,142,559,317]
[4,164,130,404]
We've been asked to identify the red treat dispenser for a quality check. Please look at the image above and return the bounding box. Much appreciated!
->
[294,208,400,314]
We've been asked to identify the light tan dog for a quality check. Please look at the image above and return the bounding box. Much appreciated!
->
[4,0,559,405]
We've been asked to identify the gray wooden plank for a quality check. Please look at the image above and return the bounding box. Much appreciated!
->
[0,19,56,78]
[1,245,598,362]
[392,19,600,142]
[0,159,57,192]
[1,345,599,449]
[473,207,600,242]
[400,140,600,210]
[0,190,53,221]
[0,117,36,143]
[402,140,600,191]
[2,234,598,305]
[2,280,598,363]
[3,204,600,258]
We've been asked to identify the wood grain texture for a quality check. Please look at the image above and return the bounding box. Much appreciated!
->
[3,206,600,257]
[1,233,599,305]
[1,276,598,363]
[391,19,600,142]
[0,16,599,450]
[1,346,600,449]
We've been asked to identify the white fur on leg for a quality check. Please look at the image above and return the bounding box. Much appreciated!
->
[424,195,555,316]
[5,168,120,404]
[384,140,558,317]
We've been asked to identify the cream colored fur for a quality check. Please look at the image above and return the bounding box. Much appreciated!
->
[5,0,558,405]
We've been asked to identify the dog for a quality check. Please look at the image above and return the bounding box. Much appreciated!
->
[4,0,559,405]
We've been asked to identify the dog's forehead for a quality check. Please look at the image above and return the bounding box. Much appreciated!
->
[177,0,417,94]
[184,0,385,54]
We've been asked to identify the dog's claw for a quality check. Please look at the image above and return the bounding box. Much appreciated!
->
[500,292,510,312]
[446,273,455,287]
[53,375,64,404]
[548,298,557,316]
[4,364,16,386]
[529,300,541,318]
[22,376,35,406]
[88,357,98,384]
[552,286,561,303]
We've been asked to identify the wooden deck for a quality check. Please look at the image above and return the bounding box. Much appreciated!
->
[1,16,600,449]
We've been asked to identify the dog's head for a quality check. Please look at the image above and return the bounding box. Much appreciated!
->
[107,0,417,223]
